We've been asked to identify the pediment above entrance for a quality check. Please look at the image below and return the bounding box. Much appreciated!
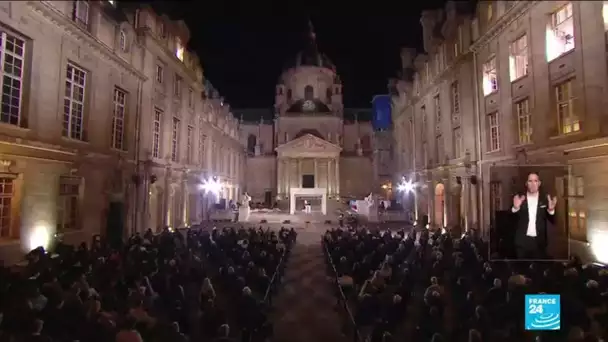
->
[275,133,342,158]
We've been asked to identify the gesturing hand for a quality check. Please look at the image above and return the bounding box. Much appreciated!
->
[547,194,557,211]
[513,194,525,210]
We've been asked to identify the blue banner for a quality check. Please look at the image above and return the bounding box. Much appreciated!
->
[371,94,392,130]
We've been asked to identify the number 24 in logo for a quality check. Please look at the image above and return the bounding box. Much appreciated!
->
[529,304,544,314]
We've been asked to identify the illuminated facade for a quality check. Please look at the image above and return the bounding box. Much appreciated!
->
[238,25,376,213]
[393,0,608,263]
[0,1,244,263]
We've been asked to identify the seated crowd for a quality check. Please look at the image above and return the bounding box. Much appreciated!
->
[325,225,608,342]
[0,225,295,342]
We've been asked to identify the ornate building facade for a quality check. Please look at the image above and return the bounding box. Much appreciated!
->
[240,26,375,214]
[393,0,608,263]
[0,1,244,263]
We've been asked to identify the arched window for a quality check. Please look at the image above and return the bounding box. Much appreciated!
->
[247,134,257,155]
[304,85,314,100]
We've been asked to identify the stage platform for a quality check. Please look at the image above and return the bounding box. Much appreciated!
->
[246,209,339,224]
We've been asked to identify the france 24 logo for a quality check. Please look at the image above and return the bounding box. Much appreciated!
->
[525,294,561,330]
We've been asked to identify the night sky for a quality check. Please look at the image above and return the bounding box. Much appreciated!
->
[154,1,450,111]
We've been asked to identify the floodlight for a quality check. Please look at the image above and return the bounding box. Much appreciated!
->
[199,177,223,197]
[397,179,414,193]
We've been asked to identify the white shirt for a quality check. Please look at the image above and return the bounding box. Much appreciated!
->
[525,193,539,237]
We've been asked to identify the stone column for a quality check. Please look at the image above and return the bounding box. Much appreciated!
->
[327,159,332,194]
[427,180,434,228]
[297,159,302,188]
[285,159,291,193]
[314,158,318,187]
[335,158,340,196]
[442,179,449,229]
[277,158,283,197]
[182,179,188,227]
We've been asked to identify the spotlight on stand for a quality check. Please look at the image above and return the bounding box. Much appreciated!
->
[396,178,414,193]
[199,176,223,197]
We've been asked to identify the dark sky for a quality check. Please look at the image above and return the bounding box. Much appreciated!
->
[154,1,449,109]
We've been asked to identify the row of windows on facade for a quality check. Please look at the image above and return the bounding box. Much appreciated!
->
[150,107,241,176]
[75,0,187,63]
[276,85,341,101]
[0,177,79,239]
[488,175,586,241]
[407,3,584,164]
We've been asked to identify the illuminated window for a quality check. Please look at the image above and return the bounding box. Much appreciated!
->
[482,57,498,96]
[546,3,574,62]
[155,64,163,84]
[487,2,494,22]
[434,95,441,123]
[603,2,608,31]
[119,30,127,52]
[111,87,127,150]
[152,108,162,158]
[487,112,500,152]
[0,178,13,238]
[451,81,460,114]
[186,125,193,164]
[515,98,532,144]
[555,80,580,134]
[171,117,180,162]
[0,31,26,127]
[509,35,528,81]
[57,177,80,232]
[567,176,586,241]
[453,127,462,158]
[175,39,184,61]
[64,64,87,140]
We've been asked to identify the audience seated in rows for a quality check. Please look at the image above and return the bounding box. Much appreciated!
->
[325,226,608,342]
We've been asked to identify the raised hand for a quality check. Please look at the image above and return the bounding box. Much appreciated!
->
[547,194,557,211]
[513,194,525,210]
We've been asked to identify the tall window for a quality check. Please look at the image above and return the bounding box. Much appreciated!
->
[118,30,127,52]
[421,106,427,141]
[547,3,575,62]
[64,64,87,140]
[434,95,441,123]
[171,117,180,162]
[57,177,79,232]
[453,127,462,158]
[174,75,182,97]
[188,88,194,109]
[482,57,498,96]
[451,81,460,114]
[567,176,586,241]
[422,142,428,167]
[509,35,529,81]
[487,112,500,152]
[111,87,127,150]
[515,99,532,144]
[436,134,444,164]
[73,1,89,28]
[155,64,163,84]
[555,80,580,134]
[186,126,193,164]
[454,25,463,57]
[152,108,162,158]
[0,178,13,238]
[0,31,26,127]
[489,182,502,221]
[158,20,166,38]
[199,132,207,168]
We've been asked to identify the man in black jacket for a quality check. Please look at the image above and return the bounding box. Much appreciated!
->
[511,172,557,259]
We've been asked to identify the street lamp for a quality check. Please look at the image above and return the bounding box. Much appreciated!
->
[397,178,414,193]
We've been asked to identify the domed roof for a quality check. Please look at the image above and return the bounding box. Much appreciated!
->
[284,20,335,71]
